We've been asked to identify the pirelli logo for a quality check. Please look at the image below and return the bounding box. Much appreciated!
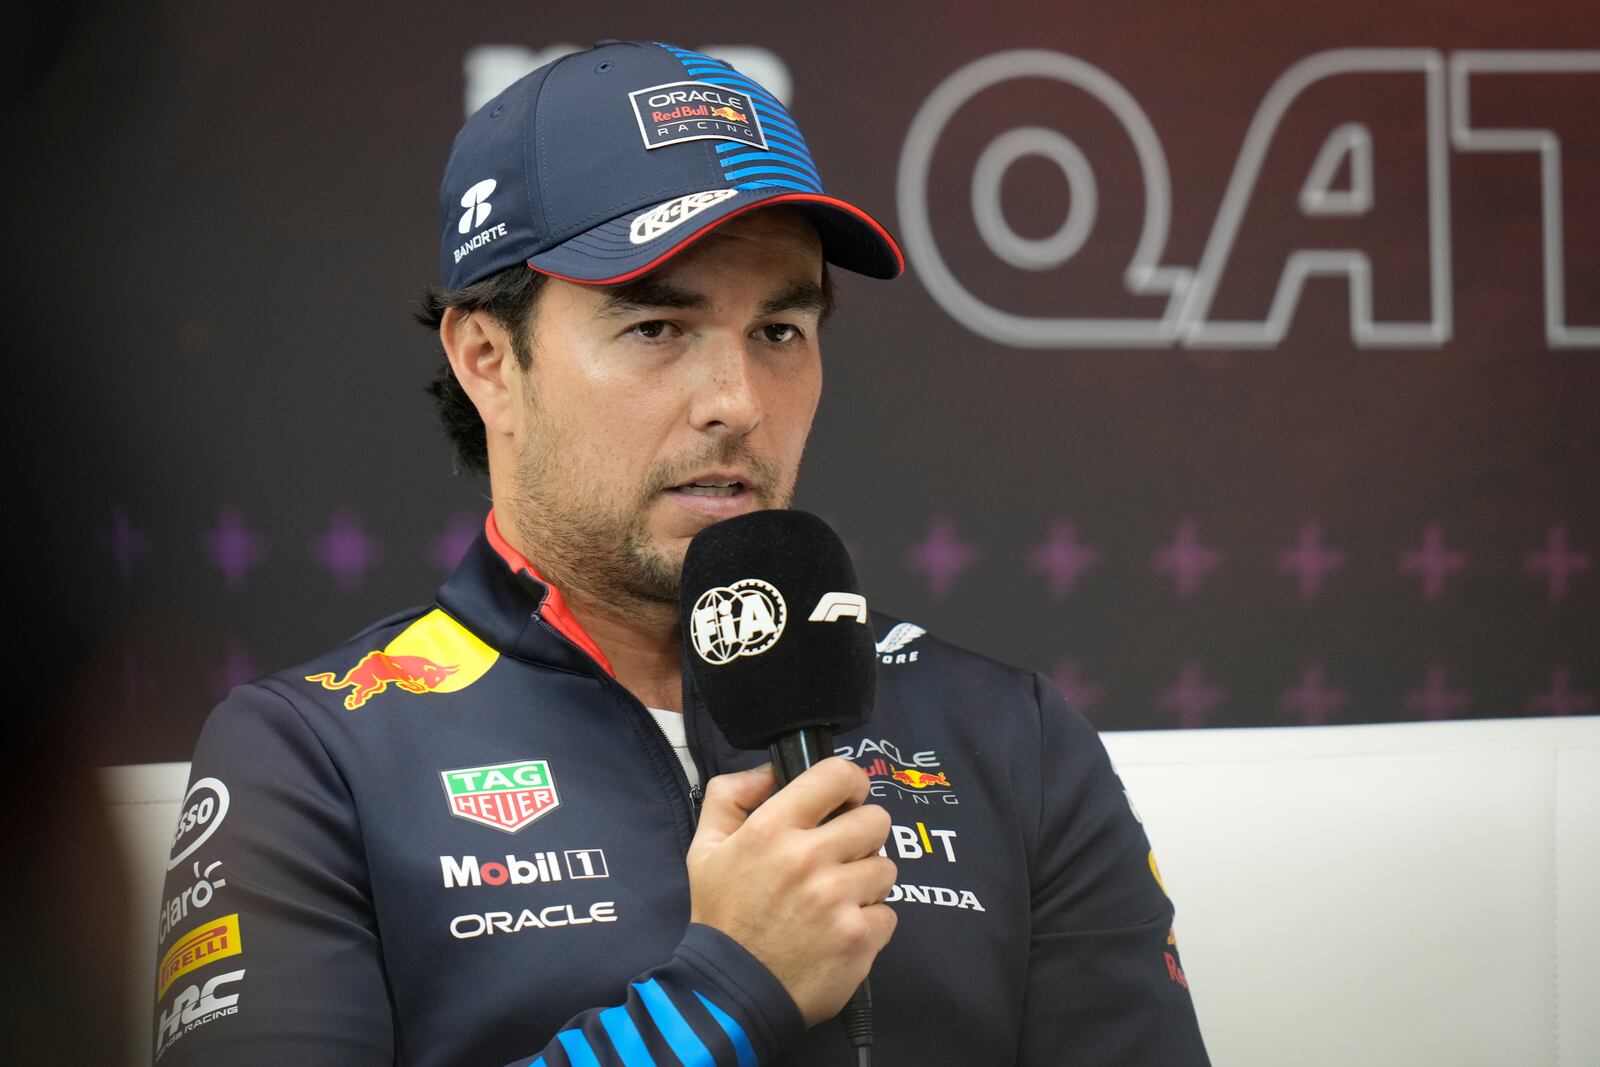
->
[157,913,242,997]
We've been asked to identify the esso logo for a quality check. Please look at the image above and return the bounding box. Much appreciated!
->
[168,778,231,871]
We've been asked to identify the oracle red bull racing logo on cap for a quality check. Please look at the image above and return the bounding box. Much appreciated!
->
[441,758,560,833]
[305,609,498,711]
[628,80,766,151]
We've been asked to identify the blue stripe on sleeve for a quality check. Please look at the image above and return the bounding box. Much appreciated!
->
[635,979,714,1066]
[556,1029,603,1067]
[693,991,757,1067]
[598,1004,655,1066]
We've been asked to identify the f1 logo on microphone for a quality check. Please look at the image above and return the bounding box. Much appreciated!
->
[809,592,868,623]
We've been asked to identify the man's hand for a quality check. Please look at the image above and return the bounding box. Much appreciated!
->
[687,757,898,1027]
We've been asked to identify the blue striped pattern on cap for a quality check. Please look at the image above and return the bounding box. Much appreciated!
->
[658,43,824,195]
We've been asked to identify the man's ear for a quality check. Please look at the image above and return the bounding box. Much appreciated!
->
[440,308,522,436]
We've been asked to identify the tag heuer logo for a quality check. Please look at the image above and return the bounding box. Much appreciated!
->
[440,759,559,833]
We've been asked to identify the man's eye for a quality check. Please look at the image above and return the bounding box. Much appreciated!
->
[629,320,674,340]
[760,323,802,344]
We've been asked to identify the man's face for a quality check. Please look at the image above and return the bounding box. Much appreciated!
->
[504,207,826,607]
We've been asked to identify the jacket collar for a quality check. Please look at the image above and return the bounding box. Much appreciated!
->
[435,511,617,678]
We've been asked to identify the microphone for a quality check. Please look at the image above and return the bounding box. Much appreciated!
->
[679,509,878,1061]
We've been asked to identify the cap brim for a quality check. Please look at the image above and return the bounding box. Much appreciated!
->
[525,188,904,285]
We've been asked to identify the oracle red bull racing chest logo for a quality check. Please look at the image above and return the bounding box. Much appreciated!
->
[839,737,960,806]
[441,758,560,833]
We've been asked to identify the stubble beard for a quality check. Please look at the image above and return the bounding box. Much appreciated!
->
[507,429,792,615]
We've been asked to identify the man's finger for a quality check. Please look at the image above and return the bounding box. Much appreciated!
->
[810,802,893,863]
[693,764,778,843]
[752,757,869,830]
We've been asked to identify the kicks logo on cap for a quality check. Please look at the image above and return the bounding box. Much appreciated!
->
[629,189,740,245]
[458,179,497,235]
[628,81,767,152]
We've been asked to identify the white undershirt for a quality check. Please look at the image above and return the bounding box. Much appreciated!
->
[646,707,701,790]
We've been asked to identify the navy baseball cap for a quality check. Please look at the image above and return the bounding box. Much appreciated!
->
[438,40,903,289]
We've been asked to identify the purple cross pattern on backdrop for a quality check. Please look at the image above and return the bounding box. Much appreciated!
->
[1159,661,1224,728]
[102,506,150,580]
[1404,665,1470,720]
[1281,663,1346,725]
[1029,521,1100,599]
[1277,521,1345,600]
[1527,668,1594,716]
[1400,522,1468,602]
[99,498,1600,733]
[430,511,482,572]
[1153,520,1222,600]
[904,515,978,599]
[205,506,268,592]
[1051,659,1104,715]
[1525,526,1591,602]
[310,508,384,592]
[215,643,261,698]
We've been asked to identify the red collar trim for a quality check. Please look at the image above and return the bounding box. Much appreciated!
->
[484,511,616,678]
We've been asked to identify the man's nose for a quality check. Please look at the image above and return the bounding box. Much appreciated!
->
[689,336,764,436]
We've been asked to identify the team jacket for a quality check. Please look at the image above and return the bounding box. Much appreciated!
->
[151,513,1210,1066]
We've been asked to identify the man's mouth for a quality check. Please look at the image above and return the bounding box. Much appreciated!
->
[669,479,745,498]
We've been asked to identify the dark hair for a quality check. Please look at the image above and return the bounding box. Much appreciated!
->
[413,266,546,474]
[414,256,837,475]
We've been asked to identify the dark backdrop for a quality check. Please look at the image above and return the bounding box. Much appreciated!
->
[10,0,1598,768]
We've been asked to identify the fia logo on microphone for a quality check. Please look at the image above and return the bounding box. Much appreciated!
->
[689,579,786,664]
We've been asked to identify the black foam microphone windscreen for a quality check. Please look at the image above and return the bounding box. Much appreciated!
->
[679,510,875,750]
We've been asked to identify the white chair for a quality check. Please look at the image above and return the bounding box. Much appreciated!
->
[102,717,1600,1066]
[1100,716,1599,1067]
[102,761,192,1067]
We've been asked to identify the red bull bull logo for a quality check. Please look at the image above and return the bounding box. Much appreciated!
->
[303,609,499,711]
[307,652,459,711]
[709,106,748,123]
[890,767,952,789]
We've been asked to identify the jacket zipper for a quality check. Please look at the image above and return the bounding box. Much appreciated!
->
[530,614,703,830]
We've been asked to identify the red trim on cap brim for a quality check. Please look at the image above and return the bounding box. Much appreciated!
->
[527,192,905,286]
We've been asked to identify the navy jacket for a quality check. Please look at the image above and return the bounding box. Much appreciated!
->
[151,516,1210,1066]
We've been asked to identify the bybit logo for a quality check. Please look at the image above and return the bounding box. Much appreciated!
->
[458,178,497,235]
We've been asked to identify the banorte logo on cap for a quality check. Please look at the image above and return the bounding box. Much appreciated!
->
[458,178,497,235]
[689,579,786,665]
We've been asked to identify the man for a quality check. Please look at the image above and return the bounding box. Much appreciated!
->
[153,40,1209,1066]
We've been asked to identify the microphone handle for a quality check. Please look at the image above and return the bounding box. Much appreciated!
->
[768,726,834,786]
[766,727,876,1059]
